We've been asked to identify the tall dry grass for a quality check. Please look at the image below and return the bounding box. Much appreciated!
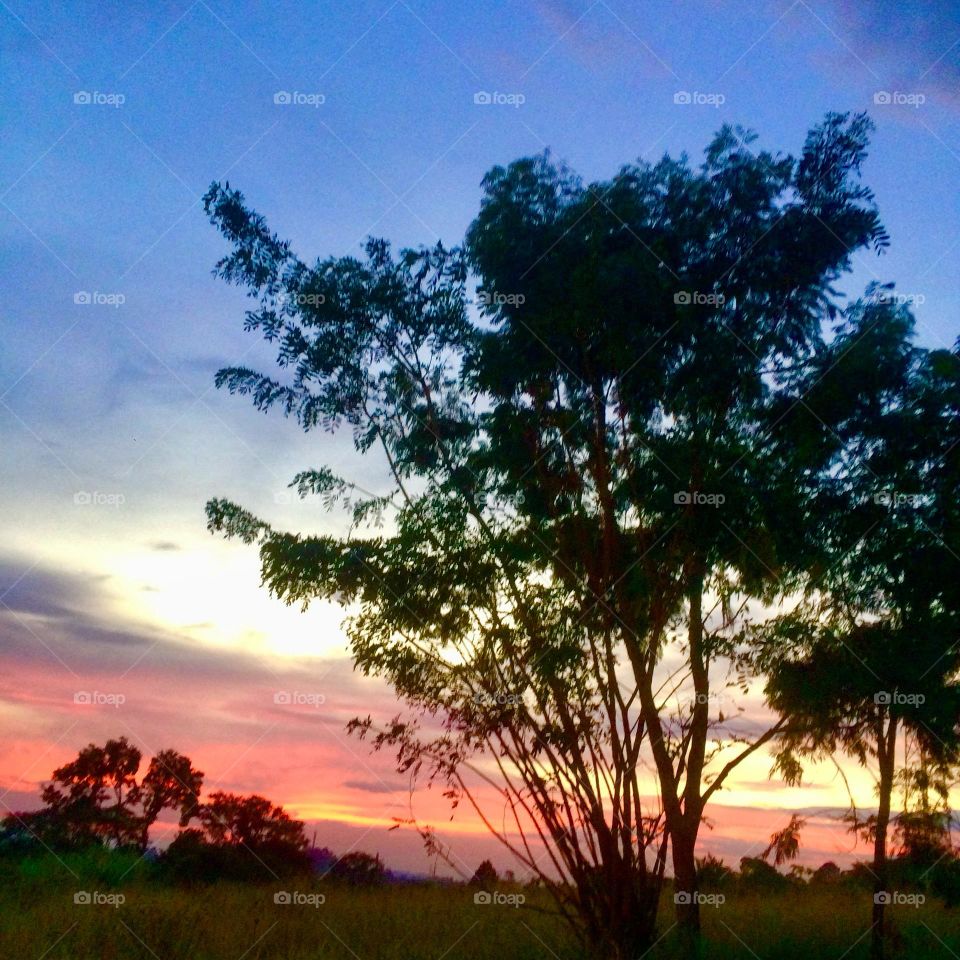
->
[4,850,960,958]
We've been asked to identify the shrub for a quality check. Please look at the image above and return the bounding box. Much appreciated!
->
[697,854,734,889]
[327,851,387,886]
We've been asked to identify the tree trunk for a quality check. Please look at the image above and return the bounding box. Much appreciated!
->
[871,713,898,960]
[672,826,701,958]
[675,576,706,956]
[584,865,661,960]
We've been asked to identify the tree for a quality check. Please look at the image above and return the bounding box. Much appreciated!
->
[161,792,310,884]
[3,738,204,853]
[0,807,90,854]
[469,858,499,890]
[761,814,805,867]
[197,791,308,850]
[893,746,955,868]
[203,113,893,957]
[738,855,789,892]
[695,853,734,889]
[40,737,143,848]
[138,749,204,851]
[763,314,960,959]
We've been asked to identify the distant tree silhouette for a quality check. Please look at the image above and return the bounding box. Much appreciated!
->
[40,736,143,847]
[328,851,387,885]
[198,791,307,850]
[159,828,220,883]
[469,859,498,890]
[160,793,309,883]
[203,112,914,959]
[2,738,204,854]
[138,749,204,851]
[810,861,841,886]
[307,845,338,874]
[893,739,955,868]
[0,807,88,854]
[695,853,733,889]
[738,856,789,892]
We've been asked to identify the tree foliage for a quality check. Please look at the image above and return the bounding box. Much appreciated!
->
[202,112,932,957]
[1,738,204,853]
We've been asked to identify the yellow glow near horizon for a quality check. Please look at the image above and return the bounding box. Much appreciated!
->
[114,541,352,661]
[13,526,955,830]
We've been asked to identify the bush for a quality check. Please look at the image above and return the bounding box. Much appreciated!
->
[697,853,734,889]
[469,859,499,891]
[327,851,387,886]
[810,861,841,886]
[739,857,789,892]
[928,856,960,907]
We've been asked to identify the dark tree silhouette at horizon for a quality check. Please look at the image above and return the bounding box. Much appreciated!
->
[1,737,204,853]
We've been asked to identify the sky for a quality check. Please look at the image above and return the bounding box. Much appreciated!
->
[1,0,959,876]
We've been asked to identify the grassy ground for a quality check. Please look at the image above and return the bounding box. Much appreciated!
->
[5,851,960,958]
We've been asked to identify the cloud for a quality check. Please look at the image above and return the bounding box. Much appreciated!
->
[342,779,407,794]
[736,779,817,792]
[0,560,103,621]
[0,554,331,685]
[829,0,960,105]
[532,0,677,79]
[0,553,880,874]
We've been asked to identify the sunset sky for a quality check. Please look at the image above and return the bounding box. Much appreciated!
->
[2,0,959,876]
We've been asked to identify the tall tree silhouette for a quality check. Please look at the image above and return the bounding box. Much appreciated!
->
[203,113,897,958]
[763,310,960,960]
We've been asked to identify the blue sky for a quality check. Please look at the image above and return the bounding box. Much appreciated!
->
[1,0,958,871]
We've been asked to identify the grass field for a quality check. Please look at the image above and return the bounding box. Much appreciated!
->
[5,851,960,959]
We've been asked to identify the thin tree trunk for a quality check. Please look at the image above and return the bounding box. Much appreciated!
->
[871,713,898,960]
[672,826,701,953]
[675,577,706,955]
[584,862,661,960]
